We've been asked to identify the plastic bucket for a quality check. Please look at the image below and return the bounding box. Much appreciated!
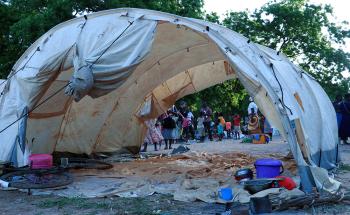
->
[29,154,53,169]
[218,187,233,201]
[254,158,283,178]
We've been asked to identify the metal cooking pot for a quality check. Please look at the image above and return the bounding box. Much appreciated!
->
[234,168,253,182]
[242,179,272,194]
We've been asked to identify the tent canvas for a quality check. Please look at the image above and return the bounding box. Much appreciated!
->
[0,8,340,193]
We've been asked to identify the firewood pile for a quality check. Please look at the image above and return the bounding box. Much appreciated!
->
[270,190,350,211]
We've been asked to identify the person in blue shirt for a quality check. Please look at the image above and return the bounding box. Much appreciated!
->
[217,122,224,141]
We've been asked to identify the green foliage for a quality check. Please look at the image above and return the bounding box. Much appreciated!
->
[179,79,249,118]
[222,0,350,99]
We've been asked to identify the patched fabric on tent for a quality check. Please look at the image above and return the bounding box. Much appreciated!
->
[0,8,340,193]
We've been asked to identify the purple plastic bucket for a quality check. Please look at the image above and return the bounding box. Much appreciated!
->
[254,158,283,178]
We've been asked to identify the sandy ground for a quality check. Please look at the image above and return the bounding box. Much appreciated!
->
[146,136,289,156]
[0,137,350,215]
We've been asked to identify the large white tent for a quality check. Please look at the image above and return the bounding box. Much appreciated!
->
[0,8,340,193]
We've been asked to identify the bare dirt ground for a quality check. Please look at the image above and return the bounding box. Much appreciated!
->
[1,138,350,215]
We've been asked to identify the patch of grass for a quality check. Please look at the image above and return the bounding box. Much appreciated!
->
[37,197,73,209]
[37,197,103,209]
[339,164,350,172]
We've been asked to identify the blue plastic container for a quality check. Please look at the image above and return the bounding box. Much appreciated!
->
[254,158,283,178]
[218,187,233,201]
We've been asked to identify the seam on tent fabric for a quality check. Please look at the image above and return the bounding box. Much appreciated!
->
[179,70,191,89]
[53,101,74,152]
[138,42,210,77]
[29,98,72,119]
[185,70,197,93]
[122,43,211,96]
[152,92,166,113]
[164,81,173,95]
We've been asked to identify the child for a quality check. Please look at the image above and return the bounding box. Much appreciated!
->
[143,119,163,151]
[151,121,164,151]
[225,120,232,138]
[141,120,153,152]
[197,111,205,142]
[233,114,241,140]
[218,112,226,127]
[217,122,224,141]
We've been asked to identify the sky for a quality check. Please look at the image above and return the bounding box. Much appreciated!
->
[204,0,349,20]
[204,0,350,77]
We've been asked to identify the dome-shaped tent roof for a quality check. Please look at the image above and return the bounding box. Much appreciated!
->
[0,8,339,192]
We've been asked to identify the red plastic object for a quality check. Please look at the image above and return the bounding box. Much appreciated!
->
[29,154,53,169]
[275,176,296,190]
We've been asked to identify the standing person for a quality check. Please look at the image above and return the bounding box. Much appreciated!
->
[142,120,154,152]
[248,97,258,116]
[200,102,213,141]
[161,110,176,149]
[186,110,195,139]
[225,119,232,139]
[333,95,343,129]
[217,122,224,141]
[173,112,181,143]
[233,114,241,140]
[178,101,195,141]
[197,111,205,142]
[339,94,350,144]
[146,119,163,151]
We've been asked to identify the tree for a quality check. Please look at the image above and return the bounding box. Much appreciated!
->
[222,0,350,99]
[178,79,249,118]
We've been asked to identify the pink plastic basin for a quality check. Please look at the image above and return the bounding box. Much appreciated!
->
[29,154,53,169]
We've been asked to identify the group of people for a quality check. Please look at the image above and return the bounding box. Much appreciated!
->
[196,104,242,142]
[141,93,349,152]
[333,93,350,144]
[142,104,194,152]
[141,101,244,152]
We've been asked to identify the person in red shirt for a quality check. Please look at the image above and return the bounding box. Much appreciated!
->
[233,114,241,140]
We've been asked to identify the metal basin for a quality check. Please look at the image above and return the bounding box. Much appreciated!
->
[242,179,272,194]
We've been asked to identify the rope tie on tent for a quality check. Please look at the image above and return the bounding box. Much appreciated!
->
[0,47,41,89]
[0,44,74,134]
[0,82,70,134]
[270,63,293,115]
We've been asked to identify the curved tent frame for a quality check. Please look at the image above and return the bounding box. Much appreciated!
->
[0,8,340,192]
